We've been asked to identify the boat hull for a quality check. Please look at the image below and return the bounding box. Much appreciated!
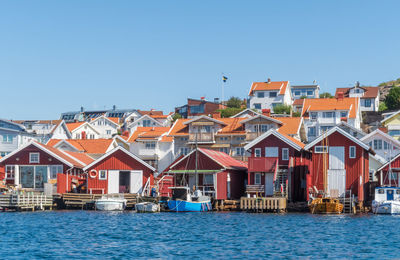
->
[135,202,160,213]
[372,200,400,215]
[95,200,127,211]
[309,198,343,214]
[168,200,212,212]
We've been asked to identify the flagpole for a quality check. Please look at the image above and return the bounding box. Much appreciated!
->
[221,73,224,105]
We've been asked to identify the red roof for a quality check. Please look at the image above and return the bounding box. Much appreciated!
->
[199,148,248,169]
[66,122,85,132]
[335,87,379,99]
[36,142,87,168]
[47,139,114,154]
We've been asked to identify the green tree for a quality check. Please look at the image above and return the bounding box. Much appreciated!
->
[385,87,400,110]
[300,95,308,99]
[226,96,243,108]
[292,111,301,117]
[217,107,245,118]
[272,104,291,114]
[379,102,388,112]
[320,92,333,98]
[172,113,182,122]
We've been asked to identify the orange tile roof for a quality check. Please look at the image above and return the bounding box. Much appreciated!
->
[168,119,190,136]
[160,136,173,142]
[150,115,169,119]
[138,110,164,116]
[63,151,94,165]
[36,142,86,168]
[249,81,289,96]
[128,127,171,142]
[301,97,359,118]
[276,117,302,136]
[106,117,120,124]
[280,132,305,148]
[46,139,62,147]
[48,139,114,154]
[66,122,85,132]
[293,99,304,106]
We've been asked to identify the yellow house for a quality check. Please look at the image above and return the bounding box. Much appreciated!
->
[381,111,400,140]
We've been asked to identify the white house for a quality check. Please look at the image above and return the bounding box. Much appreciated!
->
[361,129,400,162]
[126,115,164,134]
[291,84,320,99]
[12,120,71,144]
[89,116,120,138]
[301,96,361,142]
[66,122,101,140]
[335,84,380,112]
[248,79,292,113]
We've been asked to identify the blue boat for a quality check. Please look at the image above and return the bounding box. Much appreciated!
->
[168,187,212,212]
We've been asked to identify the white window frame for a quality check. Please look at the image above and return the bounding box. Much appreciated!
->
[254,148,261,157]
[254,173,261,185]
[314,146,328,153]
[282,148,289,161]
[5,165,15,179]
[29,152,40,163]
[349,146,356,159]
[49,165,63,179]
[99,170,107,180]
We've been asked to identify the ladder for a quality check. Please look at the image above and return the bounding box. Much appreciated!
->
[274,169,288,197]
[341,190,354,214]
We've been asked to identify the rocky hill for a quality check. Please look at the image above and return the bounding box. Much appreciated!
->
[378,78,400,102]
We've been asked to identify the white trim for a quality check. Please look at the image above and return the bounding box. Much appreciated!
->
[381,110,400,124]
[338,121,366,137]
[126,114,163,129]
[254,148,262,157]
[90,115,120,127]
[183,115,227,126]
[113,135,129,145]
[99,170,107,180]
[50,139,81,152]
[360,129,400,148]
[240,114,283,125]
[244,129,302,152]
[29,152,40,163]
[0,141,74,167]
[314,146,328,153]
[69,122,101,135]
[82,146,156,172]
[254,173,261,184]
[282,148,289,161]
[304,126,371,151]
[230,108,261,118]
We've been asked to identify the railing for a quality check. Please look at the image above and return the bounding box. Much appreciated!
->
[188,133,215,143]
[248,157,278,173]
[138,149,158,157]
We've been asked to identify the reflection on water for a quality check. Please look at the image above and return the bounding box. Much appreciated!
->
[0,211,399,258]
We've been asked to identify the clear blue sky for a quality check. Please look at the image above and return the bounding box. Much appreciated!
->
[1,0,399,119]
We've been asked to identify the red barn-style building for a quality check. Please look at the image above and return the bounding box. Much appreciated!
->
[244,130,311,201]
[376,153,400,187]
[164,148,247,200]
[304,127,373,202]
[82,146,156,194]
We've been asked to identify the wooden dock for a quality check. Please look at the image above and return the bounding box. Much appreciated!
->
[240,197,287,212]
[0,193,53,211]
[57,193,144,209]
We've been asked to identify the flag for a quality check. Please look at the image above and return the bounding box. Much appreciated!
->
[223,76,228,82]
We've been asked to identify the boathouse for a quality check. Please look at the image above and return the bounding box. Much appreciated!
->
[376,153,400,187]
[81,146,156,194]
[304,127,373,202]
[244,129,311,201]
[164,148,248,200]
[0,141,90,191]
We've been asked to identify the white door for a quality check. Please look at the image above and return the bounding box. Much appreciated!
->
[108,170,119,194]
[328,146,346,197]
[265,173,274,196]
[265,147,278,157]
[130,170,143,194]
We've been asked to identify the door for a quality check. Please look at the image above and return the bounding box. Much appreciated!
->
[387,189,394,200]
[130,170,143,194]
[265,173,274,196]
[35,166,48,189]
[108,170,119,194]
[328,146,346,197]
[20,166,34,188]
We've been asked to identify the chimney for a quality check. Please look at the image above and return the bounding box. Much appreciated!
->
[80,106,84,113]
[214,97,220,103]
[267,78,271,83]
[122,131,130,137]
[113,105,116,111]
[337,92,344,101]
[262,109,271,117]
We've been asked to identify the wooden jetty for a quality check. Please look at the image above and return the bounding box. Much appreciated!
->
[0,193,53,211]
[240,197,287,212]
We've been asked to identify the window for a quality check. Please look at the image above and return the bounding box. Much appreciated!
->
[255,173,261,185]
[0,152,10,157]
[269,92,277,98]
[236,136,245,141]
[219,148,229,154]
[257,92,265,98]
[314,146,328,153]
[384,141,389,150]
[265,147,278,157]
[75,133,81,139]
[373,140,382,150]
[254,148,261,157]
[5,165,15,179]
[89,134,95,139]
[349,146,356,158]
[236,147,245,156]
[310,112,317,120]
[340,111,348,118]
[179,147,190,155]
[255,124,269,132]
[143,120,152,127]
[106,130,111,135]
[2,134,13,143]
[364,99,371,107]
[189,105,205,114]
[389,130,400,137]
[308,127,316,137]
[282,148,289,160]
[50,165,63,179]
[322,112,335,118]
[203,174,213,185]
[294,90,301,96]
[99,170,107,180]
[307,90,314,96]
[254,103,261,109]
[145,142,156,149]
[29,153,40,163]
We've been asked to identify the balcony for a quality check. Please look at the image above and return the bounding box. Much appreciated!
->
[188,133,215,143]
[138,149,158,158]
[245,132,263,142]
[248,157,278,173]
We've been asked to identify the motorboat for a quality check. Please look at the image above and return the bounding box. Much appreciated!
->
[167,187,212,212]
[135,202,160,213]
[372,187,400,214]
[95,194,127,211]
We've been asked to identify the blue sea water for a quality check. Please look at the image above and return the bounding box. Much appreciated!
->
[0,211,399,259]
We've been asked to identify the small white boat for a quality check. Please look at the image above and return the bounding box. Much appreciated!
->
[95,195,127,211]
[372,187,400,214]
[135,202,160,213]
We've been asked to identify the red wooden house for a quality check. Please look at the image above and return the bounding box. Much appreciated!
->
[82,146,156,194]
[376,153,400,187]
[163,148,247,200]
[244,129,311,201]
[304,127,373,202]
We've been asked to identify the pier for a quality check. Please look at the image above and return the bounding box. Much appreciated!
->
[240,197,287,212]
[0,193,53,211]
